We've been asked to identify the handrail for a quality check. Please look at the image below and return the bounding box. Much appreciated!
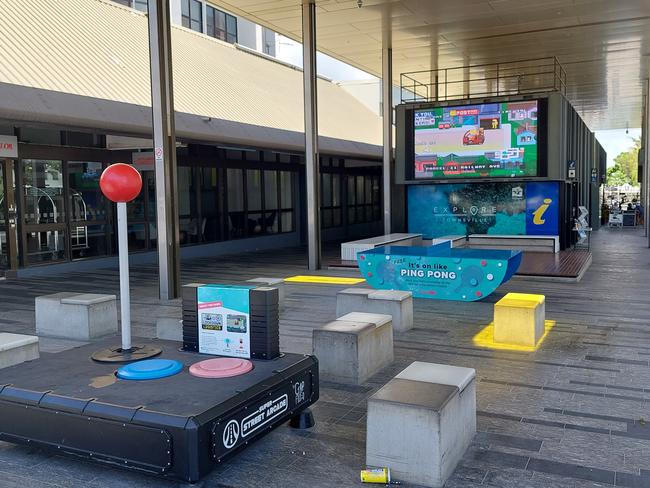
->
[400,56,566,103]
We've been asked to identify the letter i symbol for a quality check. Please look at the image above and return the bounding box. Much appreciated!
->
[533,198,552,225]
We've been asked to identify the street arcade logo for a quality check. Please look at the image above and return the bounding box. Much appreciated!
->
[222,394,289,449]
[222,420,240,449]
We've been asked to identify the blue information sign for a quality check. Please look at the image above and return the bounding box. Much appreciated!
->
[525,181,559,235]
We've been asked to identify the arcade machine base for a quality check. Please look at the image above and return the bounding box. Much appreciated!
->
[0,338,319,483]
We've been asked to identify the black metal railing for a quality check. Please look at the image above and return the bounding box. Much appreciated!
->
[400,57,566,103]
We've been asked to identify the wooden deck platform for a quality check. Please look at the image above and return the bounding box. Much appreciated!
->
[517,249,592,281]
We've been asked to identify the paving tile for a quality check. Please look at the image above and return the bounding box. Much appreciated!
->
[476,431,543,452]
[466,447,530,469]
[481,467,533,487]
[526,457,615,485]
[614,471,650,488]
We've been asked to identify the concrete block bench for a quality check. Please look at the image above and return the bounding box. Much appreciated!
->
[366,361,476,488]
[336,288,413,332]
[0,333,39,369]
[246,277,285,307]
[36,292,117,341]
[313,312,393,384]
[156,317,182,341]
[494,292,545,347]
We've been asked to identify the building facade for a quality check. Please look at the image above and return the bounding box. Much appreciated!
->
[113,0,278,55]
[0,0,383,275]
[0,128,381,274]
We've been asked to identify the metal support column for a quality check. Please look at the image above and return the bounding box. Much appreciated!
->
[644,80,650,246]
[147,0,181,299]
[382,47,393,234]
[302,0,321,270]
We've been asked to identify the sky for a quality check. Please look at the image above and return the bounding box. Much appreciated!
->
[594,128,641,167]
[276,35,375,81]
[276,36,643,168]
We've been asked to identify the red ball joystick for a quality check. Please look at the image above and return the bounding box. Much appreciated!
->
[91,162,161,363]
[99,163,142,203]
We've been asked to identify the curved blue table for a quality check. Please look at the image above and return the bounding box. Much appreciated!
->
[357,241,522,301]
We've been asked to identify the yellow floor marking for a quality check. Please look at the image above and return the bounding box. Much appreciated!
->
[472,320,556,352]
[284,275,365,285]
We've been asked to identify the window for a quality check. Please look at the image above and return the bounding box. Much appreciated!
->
[227,169,244,238]
[278,171,294,233]
[0,123,13,136]
[227,168,294,238]
[320,171,342,228]
[206,5,237,43]
[68,162,109,259]
[178,166,201,245]
[22,160,67,264]
[346,173,381,225]
[182,0,203,33]
[200,167,222,243]
[63,131,104,148]
[22,160,65,225]
[19,127,60,145]
[111,0,146,11]
[246,169,263,236]
[262,27,275,55]
[264,171,279,233]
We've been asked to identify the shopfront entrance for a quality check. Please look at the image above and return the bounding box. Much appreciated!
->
[18,159,114,266]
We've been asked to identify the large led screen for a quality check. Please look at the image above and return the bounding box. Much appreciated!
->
[408,181,559,238]
[413,101,539,179]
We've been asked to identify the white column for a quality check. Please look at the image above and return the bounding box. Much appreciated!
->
[117,202,131,351]
[302,0,321,270]
[382,47,393,234]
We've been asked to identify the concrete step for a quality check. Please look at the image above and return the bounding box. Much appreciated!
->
[0,333,39,369]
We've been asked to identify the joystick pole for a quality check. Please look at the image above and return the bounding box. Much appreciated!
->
[91,163,161,363]
[117,201,131,351]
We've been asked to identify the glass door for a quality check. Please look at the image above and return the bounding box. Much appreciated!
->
[67,162,109,260]
[21,159,67,265]
[126,170,156,251]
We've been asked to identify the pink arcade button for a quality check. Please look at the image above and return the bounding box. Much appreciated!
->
[189,358,254,378]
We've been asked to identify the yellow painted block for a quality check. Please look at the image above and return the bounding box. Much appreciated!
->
[284,275,365,285]
[473,320,556,352]
[498,293,545,306]
[494,293,546,347]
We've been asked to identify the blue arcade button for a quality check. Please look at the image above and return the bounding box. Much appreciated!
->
[116,358,183,380]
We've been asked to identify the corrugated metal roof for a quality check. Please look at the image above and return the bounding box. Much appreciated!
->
[0,0,382,153]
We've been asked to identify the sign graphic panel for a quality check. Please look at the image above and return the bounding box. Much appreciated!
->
[197,285,253,358]
[408,181,560,238]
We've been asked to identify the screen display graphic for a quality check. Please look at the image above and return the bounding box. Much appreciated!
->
[413,101,538,179]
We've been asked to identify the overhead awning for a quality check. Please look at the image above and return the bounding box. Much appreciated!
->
[206,0,650,130]
[0,0,383,158]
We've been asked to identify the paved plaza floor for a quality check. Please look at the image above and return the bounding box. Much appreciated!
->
[0,227,648,487]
